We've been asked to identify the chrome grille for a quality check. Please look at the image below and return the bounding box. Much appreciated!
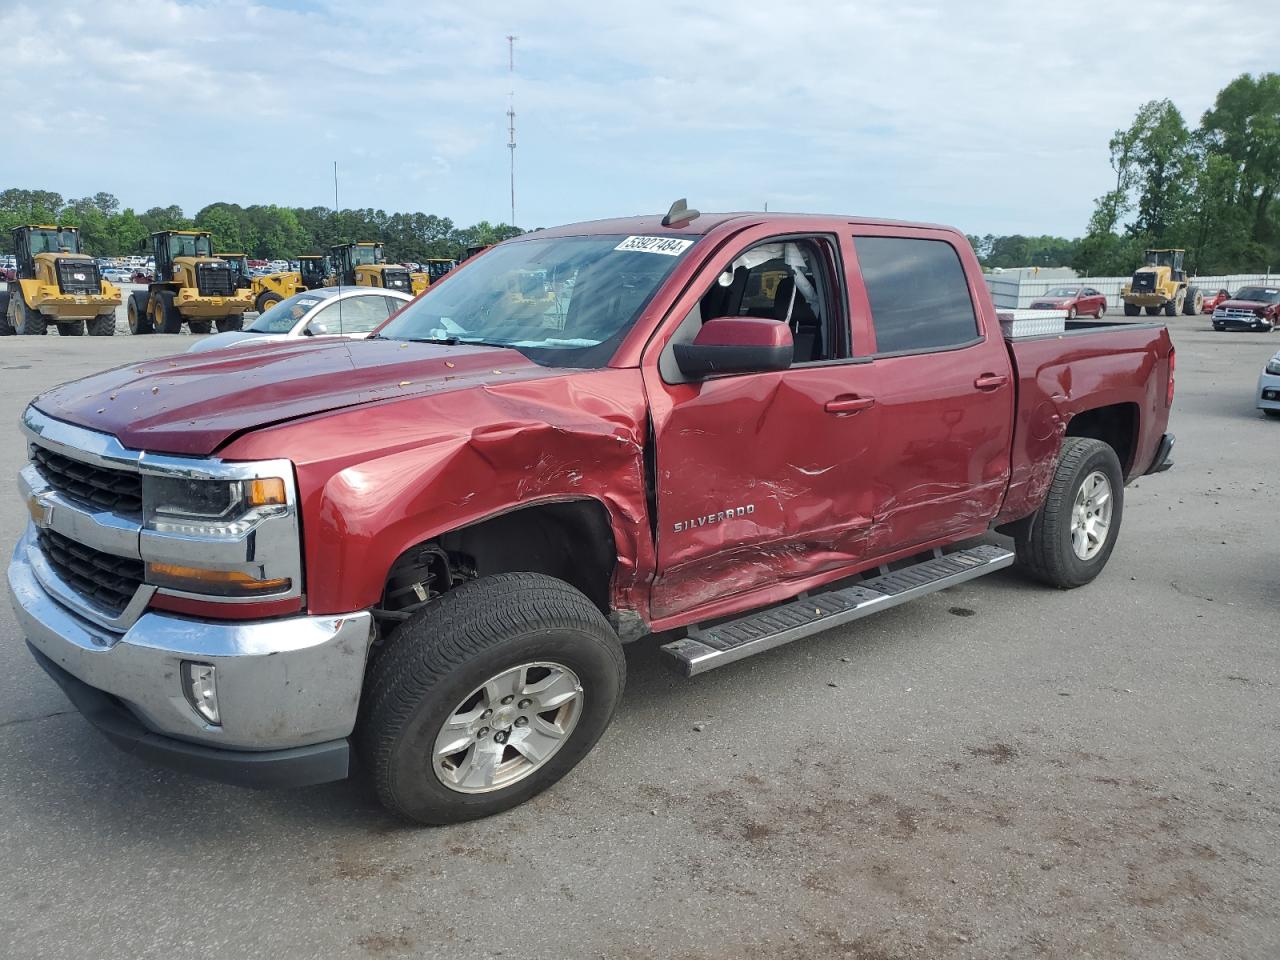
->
[1215,307,1262,320]
[36,528,144,617]
[31,445,143,515]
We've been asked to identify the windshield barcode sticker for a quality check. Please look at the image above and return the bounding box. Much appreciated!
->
[615,236,694,256]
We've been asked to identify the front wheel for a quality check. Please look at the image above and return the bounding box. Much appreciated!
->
[187,319,213,334]
[87,313,116,336]
[56,320,84,337]
[1145,306,1160,316]
[1067,306,1076,320]
[1013,437,1124,589]
[1124,303,1140,317]
[360,572,625,825]
[255,291,282,314]
[216,314,244,333]
[127,291,154,334]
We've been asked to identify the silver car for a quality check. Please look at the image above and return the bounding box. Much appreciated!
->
[187,287,412,353]
[1258,349,1280,419]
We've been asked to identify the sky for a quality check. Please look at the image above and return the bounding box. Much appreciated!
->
[3,0,1278,238]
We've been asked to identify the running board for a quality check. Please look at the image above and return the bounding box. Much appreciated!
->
[659,544,1015,677]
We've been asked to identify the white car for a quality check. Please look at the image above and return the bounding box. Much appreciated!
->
[186,286,412,353]
[1258,349,1280,419]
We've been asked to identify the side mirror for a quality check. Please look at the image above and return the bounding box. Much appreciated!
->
[673,316,793,378]
[304,321,328,336]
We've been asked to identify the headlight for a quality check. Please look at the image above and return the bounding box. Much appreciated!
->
[1267,359,1280,375]
[144,476,286,537]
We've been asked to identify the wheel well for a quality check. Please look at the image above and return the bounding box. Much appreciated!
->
[383,500,617,617]
[1064,403,1138,474]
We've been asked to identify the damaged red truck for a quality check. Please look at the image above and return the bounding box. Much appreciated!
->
[8,209,1175,824]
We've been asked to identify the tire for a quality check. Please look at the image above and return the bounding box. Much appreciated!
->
[1067,306,1076,320]
[87,314,116,336]
[157,291,182,334]
[128,291,154,334]
[360,572,625,825]
[188,319,213,335]
[0,292,12,336]
[1013,436,1124,590]
[1182,288,1201,315]
[1264,409,1280,419]
[1096,304,1106,319]
[1213,323,1224,331]
[216,314,244,333]
[1163,299,1178,317]
[1124,303,1140,317]
[56,320,85,337]
[255,291,282,314]
[1145,306,1160,316]
[14,294,46,335]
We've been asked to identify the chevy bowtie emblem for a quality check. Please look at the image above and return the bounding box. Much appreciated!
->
[26,493,51,527]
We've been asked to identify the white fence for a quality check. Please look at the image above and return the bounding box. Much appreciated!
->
[984,273,1278,309]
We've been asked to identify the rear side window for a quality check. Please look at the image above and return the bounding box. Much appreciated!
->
[853,237,979,354]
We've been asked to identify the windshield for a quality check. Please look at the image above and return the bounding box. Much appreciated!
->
[29,229,80,254]
[378,234,696,367]
[1044,287,1079,297]
[248,291,328,333]
[1233,287,1280,303]
[169,234,213,258]
[351,245,381,266]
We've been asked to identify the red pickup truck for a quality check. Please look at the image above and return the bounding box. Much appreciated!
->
[8,207,1175,824]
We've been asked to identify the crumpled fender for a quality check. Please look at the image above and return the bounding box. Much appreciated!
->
[220,368,654,617]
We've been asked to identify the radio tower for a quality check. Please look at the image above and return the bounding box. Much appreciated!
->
[506,34,517,229]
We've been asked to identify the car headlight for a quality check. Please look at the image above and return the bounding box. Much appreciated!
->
[144,475,287,537]
[1267,359,1280,376]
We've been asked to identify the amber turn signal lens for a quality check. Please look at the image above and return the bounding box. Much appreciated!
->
[246,478,287,507]
[147,562,291,597]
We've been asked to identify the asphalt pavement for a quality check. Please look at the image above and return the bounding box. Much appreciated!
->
[0,316,1276,959]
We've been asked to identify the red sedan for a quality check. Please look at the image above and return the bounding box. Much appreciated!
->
[1200,288,1230,314]
[1028,285,1107,318]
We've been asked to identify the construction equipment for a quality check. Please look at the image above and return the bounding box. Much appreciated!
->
[0,225,121,336]
[1121,249,1201,317]
[409,258,457,295]
[250,255,331,314]
[216,253,252,293]
[329,243,413,294]
[126,232,254,335]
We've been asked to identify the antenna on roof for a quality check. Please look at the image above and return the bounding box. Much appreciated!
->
[661,198,700,228]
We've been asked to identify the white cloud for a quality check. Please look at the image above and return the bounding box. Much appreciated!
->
[1,0,1276,235]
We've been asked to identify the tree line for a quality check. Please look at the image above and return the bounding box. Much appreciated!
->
[969,72,1280,277]
[0,189,523,262]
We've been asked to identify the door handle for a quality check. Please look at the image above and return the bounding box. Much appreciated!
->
[824,396,875,414]
[974,373,1008,391]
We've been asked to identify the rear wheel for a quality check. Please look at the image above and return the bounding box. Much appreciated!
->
[1066,306,1076,320]
[1164,298,1179,317]
[1145,306,1160,316]
[15,295,46,335]
[127,291,154,334]
[1013,437,1124,589]
[360,572,625,825]
[1123,303,1140,317]
[1096,303,1106,318]
[1183,288,1202,315]
[255,291,282,314]
[216,314,244,333]
[56,320,85,337]
[0,292,12,336]
[157,292,182,334]
[187,319,213,334]
[87,313,116,336]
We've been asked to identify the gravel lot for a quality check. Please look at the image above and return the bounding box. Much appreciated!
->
[0,318,1276,960]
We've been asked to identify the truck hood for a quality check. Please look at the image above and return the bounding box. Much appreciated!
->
[32,338,549,456]
[1217,298,1270,311]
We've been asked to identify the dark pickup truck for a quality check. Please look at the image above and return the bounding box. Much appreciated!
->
[8,207,1175,824]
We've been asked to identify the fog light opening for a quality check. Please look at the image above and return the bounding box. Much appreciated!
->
[182,661,221,725]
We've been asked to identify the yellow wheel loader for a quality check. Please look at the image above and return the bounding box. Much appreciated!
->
[126,232,254,335]
[0,225,121,337]
[251,254,331,314]
[1121,249,1202,317]
[409,257,457,295]
[216,252,253,294]
[330,243,414,294]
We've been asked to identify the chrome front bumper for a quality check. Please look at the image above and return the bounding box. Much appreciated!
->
[9,528,374,764]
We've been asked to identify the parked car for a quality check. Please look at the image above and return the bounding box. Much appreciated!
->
[9,209,1175,825]
[1028,286,1108,318]
[1258,349,1280,418]
[1199,288,1230,314]
[0,266,15,283]
[1211,285,1280,331]
[129,269,154,284]
[100,266,131,284]
[186,286,412,353]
